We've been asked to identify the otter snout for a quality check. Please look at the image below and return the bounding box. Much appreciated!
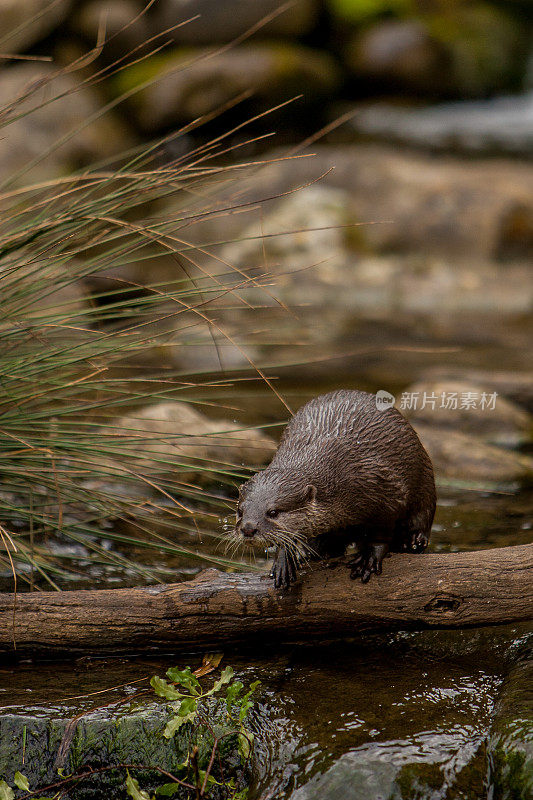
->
[240,522,257,539]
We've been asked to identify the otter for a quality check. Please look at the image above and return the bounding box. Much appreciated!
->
[233,389,436,588]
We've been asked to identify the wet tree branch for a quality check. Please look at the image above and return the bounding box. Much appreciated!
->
[0,544,532,656]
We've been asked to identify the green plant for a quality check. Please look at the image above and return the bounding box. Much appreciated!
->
[0,665,259,800]
[146,665,260,798]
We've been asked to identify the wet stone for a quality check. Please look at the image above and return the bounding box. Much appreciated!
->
[487,656,533,800]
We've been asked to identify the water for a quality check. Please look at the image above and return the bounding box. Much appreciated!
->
[0,327,531,797]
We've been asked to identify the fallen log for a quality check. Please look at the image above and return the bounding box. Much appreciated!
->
[1,544,532,656]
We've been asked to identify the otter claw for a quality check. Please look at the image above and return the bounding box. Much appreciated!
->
[403,532,428,553]
[348,543,389,583]
[271,548,297,589]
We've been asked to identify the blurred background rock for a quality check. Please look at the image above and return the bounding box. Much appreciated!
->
[1,0,532,466]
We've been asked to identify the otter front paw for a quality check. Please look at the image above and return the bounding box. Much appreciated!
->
[348,543,389,583]
[270,547,297,589]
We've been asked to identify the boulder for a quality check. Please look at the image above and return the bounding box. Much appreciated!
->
[345,19,449,95]
[417,368,533,413]
[413,424,533,486]
[350,94,533,158]
[113,43,340,131]
[220,184,354,306]
[0,688,247,799]
[344,4,528,98]
[153,0,319,45]
[99,400,276,485]
[0,64,132,186]
[0,0,70,56]
[206,144,533,261]
[221,244,533,322]
[403,380,532,448]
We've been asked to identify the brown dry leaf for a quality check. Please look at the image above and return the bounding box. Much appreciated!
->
[194,652,224,677]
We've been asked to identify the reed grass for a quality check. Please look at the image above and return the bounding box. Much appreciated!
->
[0,34,293,590]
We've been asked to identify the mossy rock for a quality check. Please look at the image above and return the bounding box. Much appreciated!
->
[326,0,413,25]
[488,657,533,800]
[0,698,245,799]
[341,2,528,97]
[112,43,341,132]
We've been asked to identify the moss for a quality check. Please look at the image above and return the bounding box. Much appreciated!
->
[0,699,244,799]
[488,658,533,800]
[326,0,413,24]
[394,761,446,798]
[112,47,195,97]
[426,4,528,96]
[489,735,533,800]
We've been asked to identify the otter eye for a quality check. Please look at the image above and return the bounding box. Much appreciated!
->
[266,509,279,519]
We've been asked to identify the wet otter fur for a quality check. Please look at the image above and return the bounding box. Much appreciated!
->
[233,389,436,588]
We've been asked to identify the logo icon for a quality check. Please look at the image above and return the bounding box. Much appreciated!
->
[376,390,395,411]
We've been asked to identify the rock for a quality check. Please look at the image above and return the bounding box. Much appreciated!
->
[413,424,533,487]
[195,144,533,261]
[496,202,533,260]
[0,0,70,56]
[0,64,132,186]
[153,0,319,45]
[345,19,449,95]
[350,94,533,158]
[114,43,341,131]
[220,184,354,314]
[427,4,528,98]
[343,3,528,98]
[418,368,533,413]
[487,656,533,800]
[221,239,533,322]
[290,750,400,800]
[402,380,532,448]
[70,0,152,59]
[0,694,246,799]
[100,401,276,485]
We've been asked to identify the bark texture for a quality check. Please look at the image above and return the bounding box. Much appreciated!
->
[0,544,532,656]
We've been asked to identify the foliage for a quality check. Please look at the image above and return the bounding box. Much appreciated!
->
[0,663,259,799]
[0,40,285,591]
[147,664,261,797]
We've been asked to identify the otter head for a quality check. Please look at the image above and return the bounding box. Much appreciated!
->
[234,468,318,558]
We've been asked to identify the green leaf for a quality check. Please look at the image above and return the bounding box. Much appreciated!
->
[166,666,201,695]
[151,675,183,701]
[197,769,221,788]
[238,730,253,761]
[230,789,249,800]
[226,680,244,712]
[211,665,234,694]
[163,710,197,738]
[155,783,182,796]
[0,781,14,800]
[126,771,153,800]
[177,695,198,716]
[14,773,30,791]
[238,681,261,721]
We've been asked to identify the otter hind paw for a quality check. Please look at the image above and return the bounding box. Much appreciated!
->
[404,531,429,553]
[348,543,390,584]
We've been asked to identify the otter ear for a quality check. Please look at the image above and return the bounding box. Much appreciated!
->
[305,484,317,503]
